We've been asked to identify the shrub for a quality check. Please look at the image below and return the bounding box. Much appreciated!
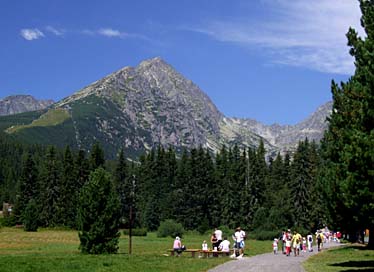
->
[123,228,147,236]
[157,219,184,238]
[23,199,38,232]
[249,230,281,241]
[217,225,232,238]
[197,218,209,234]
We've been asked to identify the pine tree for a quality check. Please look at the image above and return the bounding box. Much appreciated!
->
[89,142,105,171]
[321,0,374,247]
[39,146,62,227]
[78,168,121,254]
[59,146,78,228]
[13,151,39,225]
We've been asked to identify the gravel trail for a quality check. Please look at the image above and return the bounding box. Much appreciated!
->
[208,242,342,272]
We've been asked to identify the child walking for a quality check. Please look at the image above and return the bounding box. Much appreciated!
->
[285,237,292,256]
[302,237,307,252]
[272,238,278,254]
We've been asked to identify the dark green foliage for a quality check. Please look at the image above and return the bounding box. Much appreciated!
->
[0,110,45,132]
[39,146,62,227]
[13,151,39,225]
[59,146,79,228]
[320,0,374,247]
[249,230,281,241]
[89,142,105,171]
[23,199,39,232]
[78,168,121,254]
[157,219,184,238]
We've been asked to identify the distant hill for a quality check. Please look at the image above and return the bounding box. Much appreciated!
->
[0,58,331,159]
[0,95,54,116]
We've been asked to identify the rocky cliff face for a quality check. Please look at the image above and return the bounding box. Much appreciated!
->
[230,102,332,154]
[3,58,331,158]
[0,95,54,116]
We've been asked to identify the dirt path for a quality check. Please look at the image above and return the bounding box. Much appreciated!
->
[208,241,342,272]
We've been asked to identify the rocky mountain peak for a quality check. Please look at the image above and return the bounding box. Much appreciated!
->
[2,58,332,159]
[0,95,54,116]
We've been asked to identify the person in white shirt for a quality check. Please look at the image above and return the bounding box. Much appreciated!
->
[232,226,246,257]
[307,233,313,252]
[202,240,208,251]
[219,237,231,256]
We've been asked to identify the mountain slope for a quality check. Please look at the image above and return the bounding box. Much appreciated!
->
[0,95,54,116]
[0,58,331,158]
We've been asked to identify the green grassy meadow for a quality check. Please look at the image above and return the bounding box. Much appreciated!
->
[304,244,374,272]
[0,228,269,272]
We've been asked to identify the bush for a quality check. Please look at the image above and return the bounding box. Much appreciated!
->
[23,199,38,232]
[123,228,147,236]
[249,230,281,241]
[217,225,232,238]
[157,219,184,238]
[197,218,209,234]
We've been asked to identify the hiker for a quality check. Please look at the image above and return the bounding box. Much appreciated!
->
[232,226,246,257]
[210,233,219,251]
[307,233,313,252]
[210,232,219,257]
[214,228,223,248]
[316,231,323,251]
[272,238,278,254]
[173,236,183,256]
[302,237,307,252]
[219,236,231,256]
[285,237,292,256]
[291,231,302,256]
[281,230,287,254]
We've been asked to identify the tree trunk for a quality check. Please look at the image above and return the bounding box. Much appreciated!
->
[368,226,374,249]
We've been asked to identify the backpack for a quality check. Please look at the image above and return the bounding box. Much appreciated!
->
[308,236,312,242]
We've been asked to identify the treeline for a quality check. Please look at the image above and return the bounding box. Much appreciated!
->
[0,133,324,235]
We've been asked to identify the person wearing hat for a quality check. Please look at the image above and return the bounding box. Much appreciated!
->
[232,227,246,257]
[173,236,182,256]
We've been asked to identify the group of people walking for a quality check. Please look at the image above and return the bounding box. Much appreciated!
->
[274,228,339,256]
[277,229,315,256]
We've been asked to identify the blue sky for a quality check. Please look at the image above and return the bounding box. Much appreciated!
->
[0,0,363,125]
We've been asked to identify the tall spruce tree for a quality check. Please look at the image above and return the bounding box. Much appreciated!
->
[321,0,374,247]
[89,142,105,171]
[59,146,78,228]
[39,146,62,227]
[78,168,121,254]
[14,152,39,225]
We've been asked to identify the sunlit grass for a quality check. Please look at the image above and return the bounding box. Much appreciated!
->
[6,108,70,133]
[303,244,374,272]
[0,227,270,272]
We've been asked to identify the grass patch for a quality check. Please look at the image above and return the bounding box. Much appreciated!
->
[0,228,269,272]
[6,109,70,133]
[303,244,374,272]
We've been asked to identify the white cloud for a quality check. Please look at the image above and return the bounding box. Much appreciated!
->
[20,28,45,41]
[45,26,64,36]
[97,28,125,38]
[186,0,363,75]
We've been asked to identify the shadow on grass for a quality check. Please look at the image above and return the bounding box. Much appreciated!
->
[329,260,374,272]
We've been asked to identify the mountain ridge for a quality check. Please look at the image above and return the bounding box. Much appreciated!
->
[1,57,331,158]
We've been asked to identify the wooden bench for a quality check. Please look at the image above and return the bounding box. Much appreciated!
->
[199,249,234,258]
[168,249,234,258]
[168,249,200,257]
